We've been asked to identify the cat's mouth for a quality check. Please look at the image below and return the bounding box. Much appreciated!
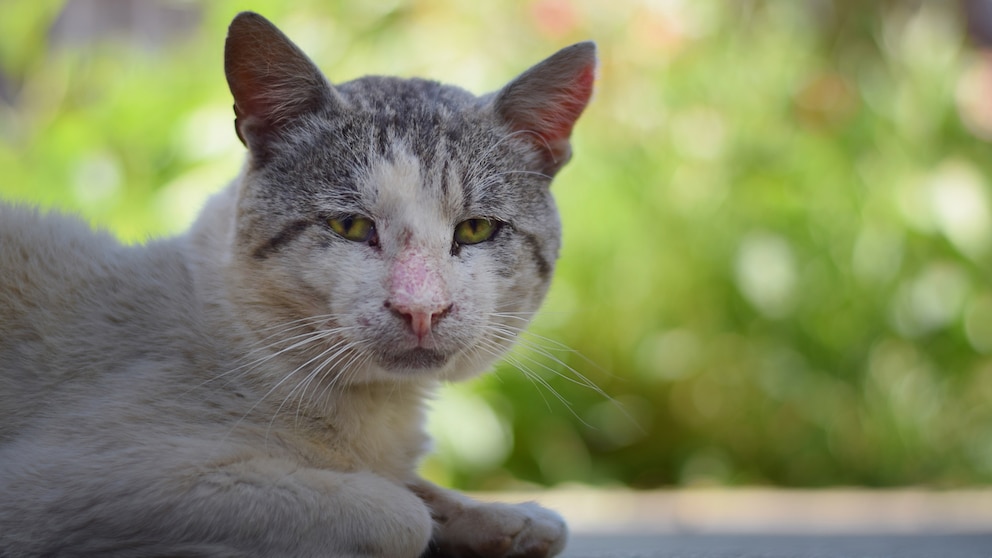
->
[378,348,449,371]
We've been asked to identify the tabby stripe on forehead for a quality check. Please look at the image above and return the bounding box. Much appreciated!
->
[252,220,312,259]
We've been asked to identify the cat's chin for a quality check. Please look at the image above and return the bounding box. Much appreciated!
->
[377,348,450,372]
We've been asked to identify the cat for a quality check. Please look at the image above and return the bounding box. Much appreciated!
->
[0,11,594,558]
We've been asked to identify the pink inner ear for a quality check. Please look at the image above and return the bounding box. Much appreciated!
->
[539,63,596,144]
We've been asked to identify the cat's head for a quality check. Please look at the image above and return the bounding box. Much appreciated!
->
[221,12,594,385]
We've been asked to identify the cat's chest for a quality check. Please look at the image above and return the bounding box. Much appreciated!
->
[268,386,432,480]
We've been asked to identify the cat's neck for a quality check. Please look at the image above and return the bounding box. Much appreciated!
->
[185,178,240,305]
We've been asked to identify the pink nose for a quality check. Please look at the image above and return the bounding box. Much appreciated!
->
[388,247,451,342]
[385,301,452,341]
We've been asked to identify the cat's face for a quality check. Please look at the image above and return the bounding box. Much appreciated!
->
[222,13,593,385]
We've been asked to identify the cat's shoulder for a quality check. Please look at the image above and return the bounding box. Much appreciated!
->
[0,203,122,273]
[0,201,197,341]
[0,203,139,317]
[0,202,118,246]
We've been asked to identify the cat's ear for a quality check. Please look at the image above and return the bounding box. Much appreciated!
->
[492,42,596,176]
[224,12,336,155]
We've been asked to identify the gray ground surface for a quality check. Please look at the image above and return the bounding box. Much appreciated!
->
[562,533,992,558]
[478,489,992,558]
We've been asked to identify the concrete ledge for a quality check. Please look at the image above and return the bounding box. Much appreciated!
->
[473,488,992,535]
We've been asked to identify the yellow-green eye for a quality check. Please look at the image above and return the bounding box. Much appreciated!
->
[328,215,376,243]
[454,218,499,245]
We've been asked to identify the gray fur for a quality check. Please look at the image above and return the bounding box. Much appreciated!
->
[0,11,594,557]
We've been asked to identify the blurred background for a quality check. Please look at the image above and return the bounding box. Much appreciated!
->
[3,0,992,492]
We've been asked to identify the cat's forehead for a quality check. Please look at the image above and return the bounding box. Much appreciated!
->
[336,76,479,115]
[322,78,526,215]
[332,77,500,160]
[362,144,459,243]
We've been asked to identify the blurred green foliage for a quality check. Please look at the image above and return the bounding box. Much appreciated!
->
[3,0,992,490]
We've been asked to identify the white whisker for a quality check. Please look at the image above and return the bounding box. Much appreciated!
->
[494,169,554,182]
[311,342,373,406]
[492,330,605,395]
[481,318,641,433]
[478,337,596,425]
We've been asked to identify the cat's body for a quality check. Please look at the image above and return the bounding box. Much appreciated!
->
[0,12,594,558]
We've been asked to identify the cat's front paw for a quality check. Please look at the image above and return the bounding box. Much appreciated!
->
[431,500,567,558]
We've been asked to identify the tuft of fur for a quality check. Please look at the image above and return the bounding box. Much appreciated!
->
[0,11,594,558]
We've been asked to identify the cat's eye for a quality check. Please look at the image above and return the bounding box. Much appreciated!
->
[454,218,500,246]
[328,215,377,244]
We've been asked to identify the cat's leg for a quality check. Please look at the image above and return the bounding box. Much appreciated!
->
[410,479,568,558]
[174,459,435,558]
[0,452,433,558]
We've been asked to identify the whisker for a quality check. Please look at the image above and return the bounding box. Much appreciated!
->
[225,335,354,441]
[283,340,366,427]
[201,324,358,393]
[263,337,353,417]
[494,169,554,182]
[477,339,556,412]
[184,314,352,400]
[464,129,535,182]
[194,332,334,396]
[250,313,341,335]
[478,338,596,426]
[484,322,642,433]
[486,319,615,384]
[231,323,351,369]
[490,328,608,397]
[284,346,347,428]
[311,342,372,406]
[463,130,556,196]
